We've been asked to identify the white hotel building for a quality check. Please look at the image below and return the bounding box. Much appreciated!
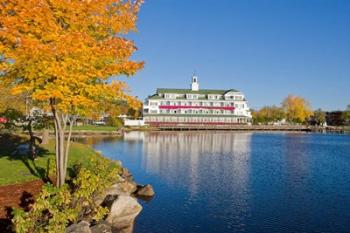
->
[143,76,252,126]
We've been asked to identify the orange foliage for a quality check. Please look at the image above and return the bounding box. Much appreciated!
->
[0,0,144,186]
[0,0,144,115]
[282,95,313,123]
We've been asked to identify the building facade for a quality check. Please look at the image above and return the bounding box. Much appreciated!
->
[143,76,252,126]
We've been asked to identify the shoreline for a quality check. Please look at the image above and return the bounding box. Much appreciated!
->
[0,141,153,232]
[32,125,350,139]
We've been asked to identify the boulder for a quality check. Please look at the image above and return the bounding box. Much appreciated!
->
[66,221,91,233]
[135,184,155,198]
[95,181,137,206]
[90,221,112,233]
[101,194,118,209]
[121,168,134,182]
[106,195,142,232]
[117,180,137,194]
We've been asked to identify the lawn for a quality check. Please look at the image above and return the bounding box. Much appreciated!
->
[72,125,118,131]
[0,134,97,185]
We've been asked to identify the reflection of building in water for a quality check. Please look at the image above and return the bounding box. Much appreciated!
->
[123,131,145,142]
[122,131,252,231]
[137,131,252,196]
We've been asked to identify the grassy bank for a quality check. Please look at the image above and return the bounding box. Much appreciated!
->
[72,125,117,131]
[0,134,97,185]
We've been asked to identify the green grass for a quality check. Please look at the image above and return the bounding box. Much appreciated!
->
[0,134,97,186]
[72,125,118,131]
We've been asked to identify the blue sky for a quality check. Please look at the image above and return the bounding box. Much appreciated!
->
[121,0,350,111]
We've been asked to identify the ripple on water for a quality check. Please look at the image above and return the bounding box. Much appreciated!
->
[84,132,350,233]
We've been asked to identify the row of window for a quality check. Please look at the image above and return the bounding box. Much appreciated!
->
[162,94,244,100]
[159,109,235,114]
[144,116,248,123]
[149,101,246,109]
[145,109,250,117]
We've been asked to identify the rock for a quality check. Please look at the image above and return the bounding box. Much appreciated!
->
[90,221,112,233]
[113,225,134,233]
[104,181,137,196]
[66,221,91,233]
[135,184,155,198]
[117,180,137,194]
[106,195,142,232]
[101,194,118,209]
[121,168,133,182]
[95,181,137,206]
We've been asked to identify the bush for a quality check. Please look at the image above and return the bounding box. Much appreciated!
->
[12,154,121,233]
[105,117,123,128]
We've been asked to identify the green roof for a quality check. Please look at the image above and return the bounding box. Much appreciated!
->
[156,88,238,95]
[148,95,163,100]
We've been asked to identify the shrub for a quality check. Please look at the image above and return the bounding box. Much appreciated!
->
[106,117,123,128]
[12,154,121,233]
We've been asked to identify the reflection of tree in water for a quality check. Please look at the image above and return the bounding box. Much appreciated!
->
[284,133,310,178]
[282,134,312,223]
[73,136,123,145]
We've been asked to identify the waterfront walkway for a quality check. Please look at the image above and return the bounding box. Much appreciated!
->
[156,125,349,132]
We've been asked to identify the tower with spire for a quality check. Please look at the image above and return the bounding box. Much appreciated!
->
[191,74,199,91]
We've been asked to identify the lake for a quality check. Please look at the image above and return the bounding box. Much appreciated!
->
[83,131,350,233]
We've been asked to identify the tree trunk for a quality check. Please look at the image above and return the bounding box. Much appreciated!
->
[50,99,76,187]
[63,117,74,180]
[41,128,49,145]
[51,100,66,187]
[27,119,37,160]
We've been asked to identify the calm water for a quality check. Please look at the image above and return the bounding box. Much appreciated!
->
[84,132,350,233]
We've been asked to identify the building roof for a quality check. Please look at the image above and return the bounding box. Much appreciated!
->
[156,88,239,95]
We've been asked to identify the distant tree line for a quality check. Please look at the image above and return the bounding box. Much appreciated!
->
[252,95,350,126]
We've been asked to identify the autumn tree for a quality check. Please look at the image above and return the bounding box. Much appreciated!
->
[282,95,312,124]
[252,105,285,124]
[0,85,27,114]
[0,0,144,186]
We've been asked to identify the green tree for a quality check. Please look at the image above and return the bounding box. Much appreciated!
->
[312,108,326,126]
[252,106,285,124]
[342,104,350,125]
